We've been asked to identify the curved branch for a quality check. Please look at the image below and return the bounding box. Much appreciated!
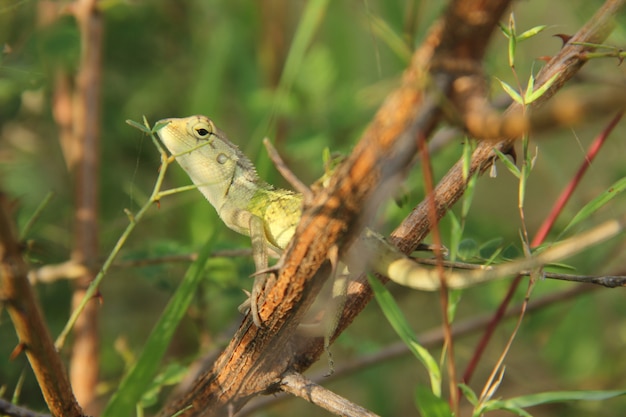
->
[0,194,83,417]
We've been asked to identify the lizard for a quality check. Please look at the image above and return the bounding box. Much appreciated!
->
[154,115,444,328]
[153,115,616,347]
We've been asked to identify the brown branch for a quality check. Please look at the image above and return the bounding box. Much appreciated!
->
[160,1,625,416]
[159,1,513,416]
[238,284,596,416]
[0,194,83,417]
[65,0,104,414]
[280,372,380,417]
[293,0,624,402]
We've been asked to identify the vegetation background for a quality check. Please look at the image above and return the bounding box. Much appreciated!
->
[1,0,626,416]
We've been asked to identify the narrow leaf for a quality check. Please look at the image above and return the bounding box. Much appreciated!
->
[523,74,535,103]
[563,176,626,234]
[526,72,559,104]
[459,383,478,406]
[503,389,626,408]
[508,13,517,67]
[415,385,453,417]
[126,119,152,134]
[102,231,219,417]
[496,78,523,104]
[493,148,521,178]
[498,22,511,38]
[368,274,442,396]
[517,25,547,41]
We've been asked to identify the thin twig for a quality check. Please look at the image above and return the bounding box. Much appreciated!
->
[263,138,314,202]
[280,371,380,417]
[0,399,50,417]
[56,124,175,349]
[414,257,626,287]
[418,133,458,410]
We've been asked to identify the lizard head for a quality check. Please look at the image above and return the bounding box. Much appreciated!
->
[156,115,261,206]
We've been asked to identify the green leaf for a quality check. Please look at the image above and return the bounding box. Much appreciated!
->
[525,72,559,104]
[481,400,532,417]
[415,384,453,417]
[499,389,626,409]
[563,176,626,234]
[458,238,479,261]
[517,25,547,42]
[495,78,523,104]
[493,148,521,178]
[462,174,477,220]
[152,119,171,133]
[462,139,473,181]
[126,118,152,134]
[523,74,535,103]
[101,231,220,417]
[138,362,188,408]
[448,211,461,262]
[367,274,442,396]
[368,13,413,63]
[498,22,511,38]
[459,383,478,406]
[507,14,517,67]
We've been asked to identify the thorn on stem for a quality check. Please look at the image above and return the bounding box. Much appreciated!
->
[9,342,26,360]
[94,290,104,305]
[554,33,572,47]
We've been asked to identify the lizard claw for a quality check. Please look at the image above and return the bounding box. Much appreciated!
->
[249,260,283,278]
[237,290,265,327]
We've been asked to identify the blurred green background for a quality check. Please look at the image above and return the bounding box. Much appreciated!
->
[1,1,626,416]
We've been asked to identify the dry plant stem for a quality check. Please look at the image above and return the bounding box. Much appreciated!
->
[0,398,51,417]
[263,138,313,201]
[0,195,83,417]
[463,107,624,384]
[418,136,458,411]
[479,279,534,403]
[66,0,104,412]
[160,1,513,416]
[280,372,380,417]
[239,284,597,417]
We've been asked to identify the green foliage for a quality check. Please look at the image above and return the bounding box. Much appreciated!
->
[102,230,219,417]
[1,2,626,416]
[562,176,626,235]
[367,274,442,397]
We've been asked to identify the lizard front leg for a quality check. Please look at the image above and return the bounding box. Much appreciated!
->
[248,215,269,327]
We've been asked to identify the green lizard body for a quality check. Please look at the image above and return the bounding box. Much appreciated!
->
[155,115,564,326]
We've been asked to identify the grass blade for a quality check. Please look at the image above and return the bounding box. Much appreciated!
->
[367,274,442,396]
[563,176,626,234]
[102,231,219,417]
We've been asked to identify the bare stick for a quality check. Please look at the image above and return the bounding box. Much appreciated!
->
[0,398,51,417]
[263,138,314,202]
[281,372,380,417]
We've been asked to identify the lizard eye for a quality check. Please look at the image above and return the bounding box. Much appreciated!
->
[196,128,210,137]
[189,117,216,141]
